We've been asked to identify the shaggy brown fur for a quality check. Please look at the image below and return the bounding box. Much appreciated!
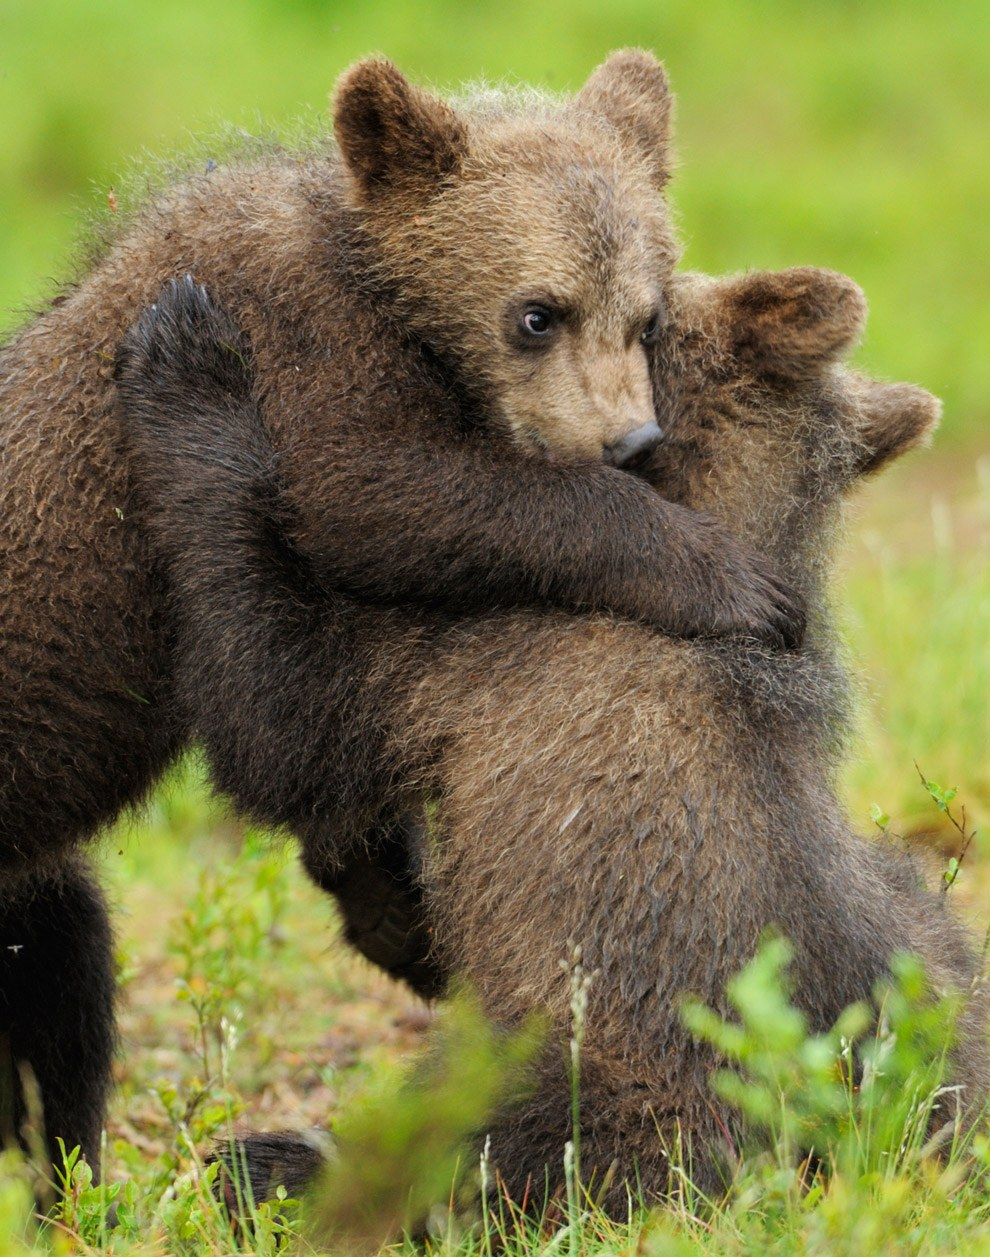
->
[115,263,987,1211]
[0,52,806,1168]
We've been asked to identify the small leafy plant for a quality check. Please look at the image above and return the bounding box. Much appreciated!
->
[682,937,966,1184]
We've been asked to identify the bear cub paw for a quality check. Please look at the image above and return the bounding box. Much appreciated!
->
[211,1129,332,1220]
[115,274,253,412]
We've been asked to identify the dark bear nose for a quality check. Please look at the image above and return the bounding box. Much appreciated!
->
[603,419,663,468]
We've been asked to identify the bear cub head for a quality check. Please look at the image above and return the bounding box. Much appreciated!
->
[333,51,677,468]
[646,265,940,595]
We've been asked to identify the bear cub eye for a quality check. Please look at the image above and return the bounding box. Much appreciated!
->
[505,298,565,352]
[640,309,665,346]
[520,305,555,338]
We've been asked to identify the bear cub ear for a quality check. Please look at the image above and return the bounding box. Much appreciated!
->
[334,57,468,204]
[848,377,941,478]
[574,49,675,189]
[721,267,868,382]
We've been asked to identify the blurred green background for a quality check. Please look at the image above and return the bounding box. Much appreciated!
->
[2,0,988,836]
[4,0,989,440]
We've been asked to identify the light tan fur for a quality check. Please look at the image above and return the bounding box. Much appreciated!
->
[376,273,982,1203]
[334,53,678,459]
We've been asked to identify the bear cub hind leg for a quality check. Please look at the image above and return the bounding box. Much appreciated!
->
[0,857,115,1178]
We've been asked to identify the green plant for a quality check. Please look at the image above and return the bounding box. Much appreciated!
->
[305,989,541,1255]
[682,937,973,1190]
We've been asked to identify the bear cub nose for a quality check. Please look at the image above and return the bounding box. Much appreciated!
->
[603,420,663,469]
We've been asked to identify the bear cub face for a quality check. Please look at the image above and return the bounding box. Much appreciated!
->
[334,51,677,466]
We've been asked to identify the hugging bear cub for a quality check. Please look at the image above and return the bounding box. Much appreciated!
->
[1,52,800,1173]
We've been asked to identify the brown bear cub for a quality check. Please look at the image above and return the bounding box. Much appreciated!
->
[0,52,807,1172]
[115,263,986,1213]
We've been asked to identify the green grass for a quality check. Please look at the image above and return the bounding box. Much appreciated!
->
[2,1,989,1251]
[5,882,990,1256]
[841,453,990,837]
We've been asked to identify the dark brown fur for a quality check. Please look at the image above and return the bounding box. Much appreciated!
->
[0,54,804,1167]
[115,264,986,1212]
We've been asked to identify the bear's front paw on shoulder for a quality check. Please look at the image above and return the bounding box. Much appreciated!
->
[706,533,806,650]
[114,274,253,411]
[663,516,806,650]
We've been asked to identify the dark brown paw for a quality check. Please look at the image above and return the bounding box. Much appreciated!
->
[308,812,447,1000]
[677,516,806,651]
[720,554,806,651]
[115,274,252,408]
[211,1129,333,1219]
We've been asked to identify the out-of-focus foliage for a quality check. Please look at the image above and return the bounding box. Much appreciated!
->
[841,458,990,833]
